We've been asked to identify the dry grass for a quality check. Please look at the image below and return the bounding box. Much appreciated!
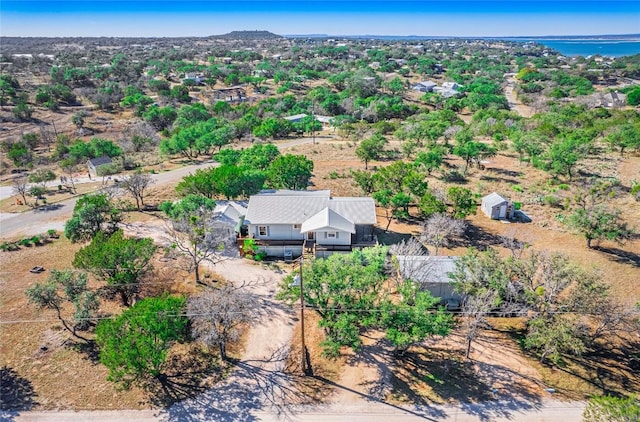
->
[0,234,231,410]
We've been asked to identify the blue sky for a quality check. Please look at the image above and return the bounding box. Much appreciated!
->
[2,1,639,37]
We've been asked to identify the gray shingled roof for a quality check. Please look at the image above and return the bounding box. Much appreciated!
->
[88,156,113,167]
[245,191,376,226]
[300,207,356,234]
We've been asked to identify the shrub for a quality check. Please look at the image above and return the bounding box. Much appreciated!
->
[543,194,561,207]
[512,185,524,192]
[19,238,32,247]
[513,201,522,210]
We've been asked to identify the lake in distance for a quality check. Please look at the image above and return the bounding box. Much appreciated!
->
[503,38,640,57]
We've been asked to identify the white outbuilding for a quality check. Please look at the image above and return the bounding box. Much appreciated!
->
[481,192,514,220]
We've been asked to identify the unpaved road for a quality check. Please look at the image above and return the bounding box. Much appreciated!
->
[504,75,534,118]
[7,399,586,421]
[0,160,219,239]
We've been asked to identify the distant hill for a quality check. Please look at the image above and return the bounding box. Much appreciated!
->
[213,30,282,40]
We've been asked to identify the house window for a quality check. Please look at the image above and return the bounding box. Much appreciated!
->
[326,232,337,239]
[258,226,268,236]
[293,224,301,229]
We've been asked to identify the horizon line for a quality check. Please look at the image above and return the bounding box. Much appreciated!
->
[2,32,639,39]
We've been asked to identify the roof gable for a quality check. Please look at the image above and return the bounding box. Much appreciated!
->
[300,207,356,234]
[482,192,509,208]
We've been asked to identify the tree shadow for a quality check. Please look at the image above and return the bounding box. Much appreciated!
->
[0,366,38,419]
[337,335,448,420]
[70,339,101,364]
[163,344,322,421]
[458,224,505,251]
[395,346,543,422]
[557,337,640,397]
[593,245,640,268]
[486,168,522,178]
[33,203,65,213]
[144,347,226,408]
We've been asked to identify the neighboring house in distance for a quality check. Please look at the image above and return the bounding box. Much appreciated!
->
[442,81,460,90]
[183,73,205,85]
[411,80,437,92]
[242,190,377,258]
[481,192,515,220]
[396,255,462,303]
[87,156,113,178]
[283,113,308,123]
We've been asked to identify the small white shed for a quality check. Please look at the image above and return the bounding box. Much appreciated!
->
[481,192,514,220]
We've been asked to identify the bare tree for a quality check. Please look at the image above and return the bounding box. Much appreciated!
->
[187,283,257,360]
[388,237,432,289]
[12,175,29,206]
[420,213,467,255]
[120,172,154,210]
[122,121,160,152]
[461,289,498,360]
[164,210,238,285]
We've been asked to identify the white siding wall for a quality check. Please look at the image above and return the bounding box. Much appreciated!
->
[316,230,351,246]
[248,224,304,240]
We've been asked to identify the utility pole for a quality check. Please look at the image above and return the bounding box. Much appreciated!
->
[293,256,312,376]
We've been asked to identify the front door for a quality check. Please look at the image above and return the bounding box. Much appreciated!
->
[306,231,315,241]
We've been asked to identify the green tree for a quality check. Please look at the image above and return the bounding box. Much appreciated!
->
[267,154,314,190]
[355,133,386,169]
[569,206,633,248]
[380,280,453,356]
[351,169,375,195]
[64,193,122,243]
[524,315,586,364]
[414,147,445,175]
[12,100,32,121]
[583,395,640,422]
[26,269,98,340]
[7,141,32,167]
[543,137,587,181]
[28,169,56,190]
[277,246,388,357]
[143,105,177,130]
[95,295,188,389]
[176,168,216,198]
[73,230,156,307]
[606,123,640,156]
[447,187,476,219]
[419,191,447,218]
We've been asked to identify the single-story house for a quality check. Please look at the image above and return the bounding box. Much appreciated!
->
[433,86,461,98]
[87,156,113,178]
[396,255,462,302]
[412,81,437,92]
[283,113,308,123]
[183,73,205,85]
[442,81,460,90]
[481,192,515,220]
[213,200,248,233]
[242,190,377,258]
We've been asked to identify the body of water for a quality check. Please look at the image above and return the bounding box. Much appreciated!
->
[505,39,640,57]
